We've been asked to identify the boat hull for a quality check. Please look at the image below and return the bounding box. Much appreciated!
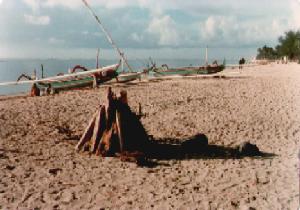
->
[116,72,141,83]
[153,65,225,77]
[36,65,119,91]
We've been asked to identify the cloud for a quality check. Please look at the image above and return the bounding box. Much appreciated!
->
[22,0,82,10]
[22,0,40,11]
[24,14,50,25]
[43,0,82,9]
[48,37,65,44]
[3,0,300,59]
[202,16,226,40]
[23,0,139,10]
[198,16,239,45]
[147,15,179,46]
[197,14,296,47]
[130,32,143,42]
[20,0,199,11]
[289,0,300,29]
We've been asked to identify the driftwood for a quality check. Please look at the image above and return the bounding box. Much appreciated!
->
[75,87,149,158]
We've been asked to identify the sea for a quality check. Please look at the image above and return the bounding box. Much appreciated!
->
[0,58,238,96]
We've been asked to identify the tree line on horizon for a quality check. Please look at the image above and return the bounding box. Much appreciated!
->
[256,30,300,60]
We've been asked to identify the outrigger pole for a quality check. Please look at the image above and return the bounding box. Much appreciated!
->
[82,0,134,72]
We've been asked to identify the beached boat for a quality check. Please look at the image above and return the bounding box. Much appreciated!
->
[151,63,225,77]
[149,47,225,77]
[0,64,120,94]
[36,64,120,92]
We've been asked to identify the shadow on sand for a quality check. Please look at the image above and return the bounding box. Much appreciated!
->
[136,134,275,167]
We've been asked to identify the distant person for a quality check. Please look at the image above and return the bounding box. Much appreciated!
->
[239,58,245,69]
[283,56,288,64]
[281,56,288,64]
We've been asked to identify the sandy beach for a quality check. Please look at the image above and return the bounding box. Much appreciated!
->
[0,63,300,209]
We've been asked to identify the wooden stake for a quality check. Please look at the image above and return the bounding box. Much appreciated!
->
[116,110,124,152]
[90,106,106,153]
[75,111,98,152]
[119,90,128,104]
[92,75,98,88]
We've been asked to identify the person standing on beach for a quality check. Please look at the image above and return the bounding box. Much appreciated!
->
[239,58,245,69]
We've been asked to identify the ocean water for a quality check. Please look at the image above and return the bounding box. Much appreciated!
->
[0,58,237,96]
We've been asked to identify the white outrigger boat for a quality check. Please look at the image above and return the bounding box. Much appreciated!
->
[0,64,120,95]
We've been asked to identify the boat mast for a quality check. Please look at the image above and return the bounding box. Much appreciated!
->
[96,48,100,68]
[121,53,124,73]
[205,46,208,66]
[82,0,134,72]
[41,64,44,78]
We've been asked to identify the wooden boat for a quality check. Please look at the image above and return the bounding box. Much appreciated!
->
[0,64,120,93]
[148,47,225,77]
[36,63,120,92]
[151,63,225,77]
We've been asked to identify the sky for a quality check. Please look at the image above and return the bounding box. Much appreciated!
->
[0,0,300,60]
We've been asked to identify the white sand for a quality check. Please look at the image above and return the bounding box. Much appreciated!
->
[0,63,300,209]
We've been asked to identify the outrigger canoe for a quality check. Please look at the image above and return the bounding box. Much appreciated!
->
[37,63,120,92]
[0,63,120,94]
[151,63,225,77]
